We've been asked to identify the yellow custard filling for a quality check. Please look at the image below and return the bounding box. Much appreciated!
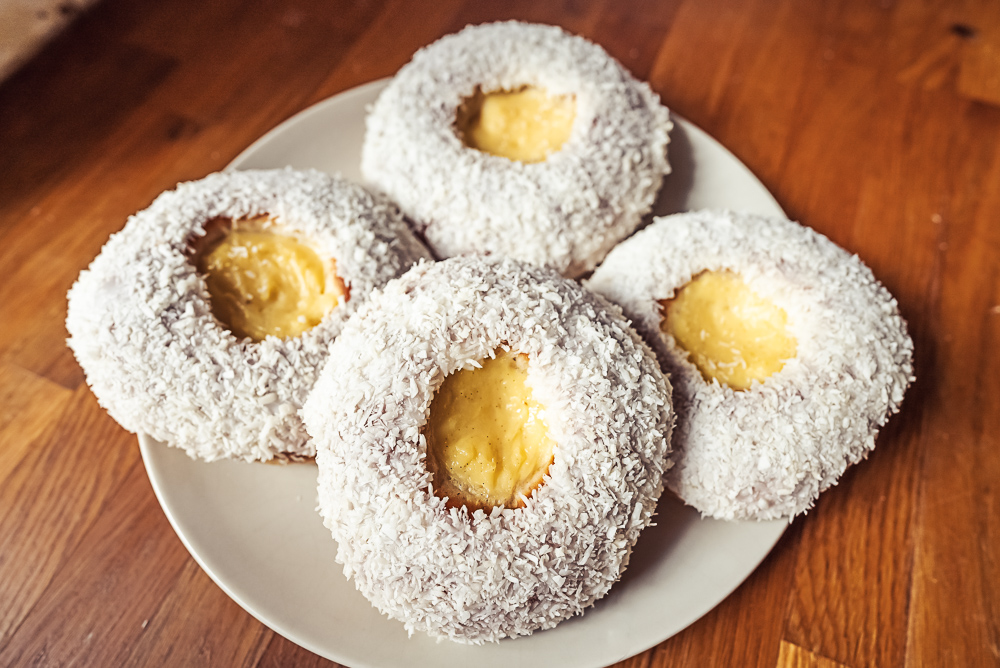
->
[425,351,554,511]
[196,219,345,341]
[661,271,797,390]
[459,86,576,163]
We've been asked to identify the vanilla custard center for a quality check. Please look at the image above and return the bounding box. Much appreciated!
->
[459,86,576,163]
[661,271,797,390]
[425,351,554,510]
[196,218,345,341]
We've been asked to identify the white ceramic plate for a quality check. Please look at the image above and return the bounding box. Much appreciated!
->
[140,79,788,668]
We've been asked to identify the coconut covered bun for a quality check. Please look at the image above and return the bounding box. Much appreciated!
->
[303,255,674,643]
[66,168,431,461]
[361,21,672,278]
[587,210,914,521]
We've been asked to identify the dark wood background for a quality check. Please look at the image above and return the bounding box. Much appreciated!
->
[1,0,998,666]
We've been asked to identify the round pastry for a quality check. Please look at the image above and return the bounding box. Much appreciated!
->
[303,255,673,643]
[586,210,914,521]
[66,168,431,462]
[361,21,672,278]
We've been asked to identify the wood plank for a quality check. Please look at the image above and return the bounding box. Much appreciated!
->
[775,640,850,668]
[0,388,136,646]
[122,0,389,131]
[957,0,1000,106]
[782,419,920,667]
[774,3,987,666]
[0,363,74,486]
[904,100,1000,666]
[649,0,761,128]
[0,461,190,667]
[0,20,178,235]
[121,560,272,668]
[587,0,681,82]
[306,0,480,100]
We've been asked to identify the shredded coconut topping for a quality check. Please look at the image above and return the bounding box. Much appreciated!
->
[587,210,914,521]
[66,168,431,461]
[361,21,673,278]
[303,256,673,643]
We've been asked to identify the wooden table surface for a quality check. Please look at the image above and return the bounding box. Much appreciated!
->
[1,0,998,666]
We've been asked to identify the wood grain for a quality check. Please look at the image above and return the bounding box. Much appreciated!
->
[776,641,851,668]
[1,0,998,666]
